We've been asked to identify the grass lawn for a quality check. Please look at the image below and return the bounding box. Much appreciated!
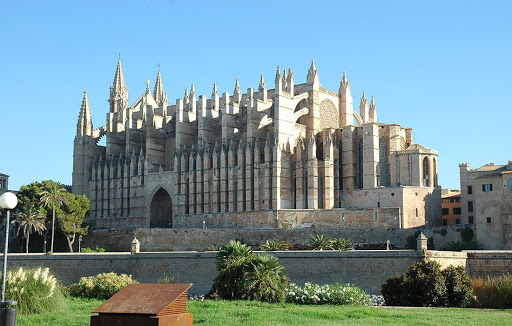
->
[17,297,512,326]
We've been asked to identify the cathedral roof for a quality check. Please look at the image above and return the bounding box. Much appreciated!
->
[405,144,428,151]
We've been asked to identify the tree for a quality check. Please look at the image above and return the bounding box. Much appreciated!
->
[16,205,46,253]
[56,193,90,252]
[39,181,68,253]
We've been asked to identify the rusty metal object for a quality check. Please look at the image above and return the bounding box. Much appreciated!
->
[91,283,193,326]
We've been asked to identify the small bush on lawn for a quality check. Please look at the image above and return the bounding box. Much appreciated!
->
[381,261,444,307]
[211,240,290,303]
[442,266,473,307]
[286,283,372,306]
[381,261,473,307]
[331,238,353,251]
[260,240,288,251]
[241,254,290,302]
[68,272,137,299]
[472,274,512,309]
[1,267,66,314]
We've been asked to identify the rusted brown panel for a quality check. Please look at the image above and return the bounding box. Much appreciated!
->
[92,284,192,315]
[90,313,193,326]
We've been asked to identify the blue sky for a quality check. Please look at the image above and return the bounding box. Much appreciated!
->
[1,0,510,191]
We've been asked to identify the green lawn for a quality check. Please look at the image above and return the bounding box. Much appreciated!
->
[17,298,512,326]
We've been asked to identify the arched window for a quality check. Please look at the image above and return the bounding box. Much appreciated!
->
[379,137,389,186]
[423,157,430,187]
[508,178,512,191]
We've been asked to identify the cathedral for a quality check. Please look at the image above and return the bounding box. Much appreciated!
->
[72,60,441,230]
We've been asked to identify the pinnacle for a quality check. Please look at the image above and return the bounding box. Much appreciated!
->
[113,59,127,93]
[212,82,218,96]
[234,78,240,94]
[309,60,317,73]
[153,70,165,103]
[259,74,266,90]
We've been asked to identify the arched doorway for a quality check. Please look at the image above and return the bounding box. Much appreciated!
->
[150,188,173,228]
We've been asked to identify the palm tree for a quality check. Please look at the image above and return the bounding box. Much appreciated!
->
[39,181,68,252]
[16,205,46,253]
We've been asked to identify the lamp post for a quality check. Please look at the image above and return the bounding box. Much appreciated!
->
[0,192,18,326]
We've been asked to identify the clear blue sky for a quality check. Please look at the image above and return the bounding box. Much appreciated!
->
[1,0,510,191]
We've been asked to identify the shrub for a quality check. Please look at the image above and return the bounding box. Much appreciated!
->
[440,229,448,236]
[211,240,254,299]
[472,275,512,309]
[2,267,66,314]
[460,227,474,242]
[286,283,372,306]
[81,246,107,253]
[331,238,353,251]
[382,261,447,307]
[442,266,473,307]
[241,254,290,303]
[68,272,137,299]
[309,234,333,250]
[441,240,482,251]
[211,240,290,303]
[157,274,178,284]
[260,240,288,251]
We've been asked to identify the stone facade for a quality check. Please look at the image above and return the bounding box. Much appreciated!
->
[459,162,512,249]
[73,60,441,230]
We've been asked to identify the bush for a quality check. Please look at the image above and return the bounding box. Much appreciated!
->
[472,275,512,308]
[68,272,137,299]
[460,227,474,242]
[211,240,290,303]
[260,240,288,251]
[286,283,372,306]
[2,267,66,314]
[211,240,254,299]
[441,240,482,251]
[331,238,353,251]
[440,229,448,236]
[241,254,290,302]
[442,266,473,307]
[309,234,333,250]
[81,246,106,253]
[382,261,447,307]
[157,274,178,284]
[381,261,473,307]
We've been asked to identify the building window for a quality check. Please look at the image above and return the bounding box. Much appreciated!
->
[455,218,461,225]
[468,201,473,212]
[415,208,419,217]
[374,210,379,221]
[487,217,492,223]
[422,157,430,187]
[482,184,493,192]
[442,208,449,215]
[453,207,461,215]
[468,216,474,224]
[379,137,389,186]
[467,185,473,195]
[442,219,447,226]
[509,178,512,191]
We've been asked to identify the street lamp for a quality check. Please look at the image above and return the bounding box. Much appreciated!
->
[0,192,18,326]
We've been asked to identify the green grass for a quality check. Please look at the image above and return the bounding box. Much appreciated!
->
[17,297,512,326]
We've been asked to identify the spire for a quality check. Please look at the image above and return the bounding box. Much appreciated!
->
[306,60,319,86]
[259,74,266,91]
[360,91,368,123]
[369,96,377,122]
[184,87,189,103]
[212,82,218,97]
[341,71,348,88]
[234,78,240,94]
[275,65,282,84]
[77,89,93,137]
[190,83,196,99]
[145,79,151,93]
[109,58,129,112]
[153,70,165,104]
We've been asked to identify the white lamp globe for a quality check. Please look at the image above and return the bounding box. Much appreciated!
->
[0,192,18,210]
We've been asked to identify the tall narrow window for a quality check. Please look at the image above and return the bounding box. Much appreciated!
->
[468,201,473,213]
[467,185,473,195]
[318,172,324,209]
[423,157,430,187]
[358,139,363,189]
[433,158,438,188]
[379,137,389,186]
